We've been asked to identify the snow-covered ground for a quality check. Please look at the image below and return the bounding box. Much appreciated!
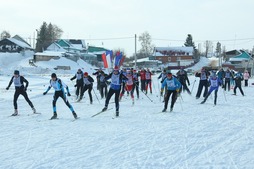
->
[0,53,254,169]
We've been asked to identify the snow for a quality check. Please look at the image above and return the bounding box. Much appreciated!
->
[0,53,254,168]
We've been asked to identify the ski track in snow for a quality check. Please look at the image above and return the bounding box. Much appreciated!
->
[0,74,254,169]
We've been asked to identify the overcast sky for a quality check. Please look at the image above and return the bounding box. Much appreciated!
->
[1,0,254,56]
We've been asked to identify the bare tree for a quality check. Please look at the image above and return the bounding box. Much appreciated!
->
[138,31,154,58]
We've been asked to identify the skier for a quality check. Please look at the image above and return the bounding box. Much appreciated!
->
[132,69,140,99]
[201,71,223,105]
[93,68,104,91]
[97,71,108,99]
[233,71,244,96]
[120,70,135,104]
[224,68,233,91]
[161,72,181,112]
[120,68,127,98]
[139,68,146,92]
[6,70,36,116]
[79,72,94,104]
[217,68,225,82]
[70,68,83,100]
[159,69,169,99]
[243,70,250,87]
[145,68,152,94]
[43,73,78,119]
[101,67,127,117]
[176,68,191,95]
[195,67,210,99]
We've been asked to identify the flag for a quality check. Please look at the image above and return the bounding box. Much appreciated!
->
[114,51,123,67]
[102,50,113,68]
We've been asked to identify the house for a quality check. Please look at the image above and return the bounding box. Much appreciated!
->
[87,46,111,62]
[0,35,33,53]
[153,47,194,69]
[47,39,86,54]
[222,49,253,74]
[129,57,162,69]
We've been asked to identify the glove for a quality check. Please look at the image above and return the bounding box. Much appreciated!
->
[188,83,190,86]
[6,87,9,90]
[160,89,164,96]
[43,92,47,95]
[67,92,71,96]
[74,84,77,87]
[176,89,180,93]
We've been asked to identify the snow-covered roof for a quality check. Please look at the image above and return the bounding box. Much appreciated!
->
[155,46,194,52]
[34,51,65,57]
[229,58,249,62]
[153,46,194,56]
[132,57,162,63]
[7,38,33,49]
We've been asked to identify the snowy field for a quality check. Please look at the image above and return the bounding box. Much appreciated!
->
[0,54,254,169]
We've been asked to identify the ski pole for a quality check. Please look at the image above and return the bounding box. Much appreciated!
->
[92,88,101,104]
[191,78,196,93]
[222,88,227,102]
[134,82,154,103]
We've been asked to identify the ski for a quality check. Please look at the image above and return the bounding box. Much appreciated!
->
[49,118,59,120]
[91,108,113,117]
[27,112,41,116]
[71,117,80,122]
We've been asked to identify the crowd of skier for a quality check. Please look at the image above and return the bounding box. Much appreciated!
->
[5,66,251,119]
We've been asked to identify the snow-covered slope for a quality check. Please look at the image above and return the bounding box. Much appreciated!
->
[0,53,253,168]
[0,52,96,75]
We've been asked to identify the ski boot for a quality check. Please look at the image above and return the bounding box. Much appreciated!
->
[170,108,173,112]
[50,112,57,120]
[162,108,166,112]
[200,100,205,104]
[32,107,36,114]
[116,110,119,117]
[12,109,18,116]
[102,107,107,112]
[72,112,78,119]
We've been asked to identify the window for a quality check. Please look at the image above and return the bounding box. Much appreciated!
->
[168,57,171,61]
[177,57,181,61]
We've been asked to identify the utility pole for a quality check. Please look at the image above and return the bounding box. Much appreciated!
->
[135,34,137,69]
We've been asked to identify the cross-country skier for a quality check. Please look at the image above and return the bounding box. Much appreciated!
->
[6,70,36,116]
[97,71,108,99]
[93,68,104,91]
[176,68,191,95]
[132,69,140,99]
[233,71,244,96]
[195,67,210,99]
[70,68,83,100]
[161,72,181,112]
[79,72,94,104]
[145,68,152,94]
[120,70,135,104]
[243,70,250,87]
[101,67,128,117]
[139,68,146,92]
[201,71,223,105]
[43,73,78,120]
[224,68,234,91]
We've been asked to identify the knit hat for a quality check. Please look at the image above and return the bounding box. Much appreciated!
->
[84,72,88,76]
[51,73,57,78]
[14,70,19,75]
